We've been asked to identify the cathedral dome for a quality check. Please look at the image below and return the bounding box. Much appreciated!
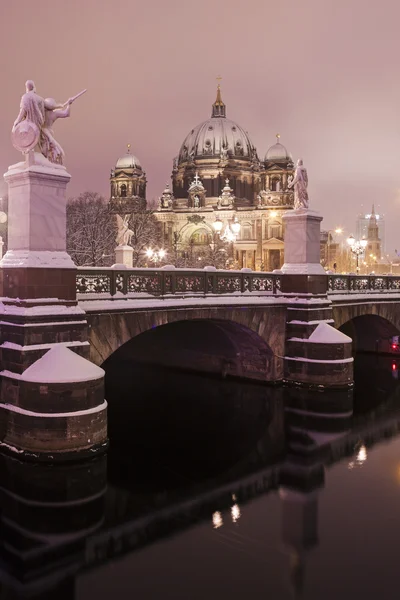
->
[177,86,256,164]
[265,136,291,162]
[115,144,142,170]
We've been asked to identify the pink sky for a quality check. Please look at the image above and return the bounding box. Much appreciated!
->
[1,0,400,252]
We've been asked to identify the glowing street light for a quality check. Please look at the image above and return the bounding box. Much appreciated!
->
[145,247,166,266]
[346,235,367,273]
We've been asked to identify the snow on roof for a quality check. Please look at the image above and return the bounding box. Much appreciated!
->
[308,322,352,344]
[21,345,104,384]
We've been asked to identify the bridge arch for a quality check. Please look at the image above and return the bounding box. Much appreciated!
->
[338,314,400,353]
[86,305,287,382]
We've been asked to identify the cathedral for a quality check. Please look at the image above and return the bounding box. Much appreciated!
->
[109,84,295,270]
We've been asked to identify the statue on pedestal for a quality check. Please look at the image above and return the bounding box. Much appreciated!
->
[116,214,133,246]
[288,159,309,209]
[12,80,86,165]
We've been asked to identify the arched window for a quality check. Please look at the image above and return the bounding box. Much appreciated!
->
[271,178,280,192]
[268,221,282,239]
[120,183,127,198]
[190,228,210,245]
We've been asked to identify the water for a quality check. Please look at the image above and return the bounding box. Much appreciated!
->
[2,355,400,599]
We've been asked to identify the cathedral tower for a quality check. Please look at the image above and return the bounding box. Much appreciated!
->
[110,144,146,214]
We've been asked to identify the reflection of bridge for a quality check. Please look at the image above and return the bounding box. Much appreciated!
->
[76,268,400,383]
[2,369,400,599]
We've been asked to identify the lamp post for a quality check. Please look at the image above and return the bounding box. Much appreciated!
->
[212,217,241,268]
[346,235,367,274]
[145,247,166,267]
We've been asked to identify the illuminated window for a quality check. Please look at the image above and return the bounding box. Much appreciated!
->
[191,228,210,245]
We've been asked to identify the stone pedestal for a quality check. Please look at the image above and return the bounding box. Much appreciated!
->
[281,209,327,295]
[0,153,108,460]
[115,244,133,268]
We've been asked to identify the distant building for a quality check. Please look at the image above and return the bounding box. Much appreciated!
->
[365,205,381,265]
[320,230,338,270]
[356,209,385,252]
[109,84,296,270]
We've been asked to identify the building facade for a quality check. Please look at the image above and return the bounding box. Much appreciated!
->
[110,86,296,270]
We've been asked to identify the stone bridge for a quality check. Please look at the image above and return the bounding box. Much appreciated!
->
[76,268,400,384]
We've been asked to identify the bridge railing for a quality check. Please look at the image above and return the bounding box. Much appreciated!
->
[76,267,282,297]
[75,268,400,298]
[328,274,400,293]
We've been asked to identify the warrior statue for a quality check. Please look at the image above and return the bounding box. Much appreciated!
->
[287,159,309,210]
[12,80,86,165]
[116,215,133,246]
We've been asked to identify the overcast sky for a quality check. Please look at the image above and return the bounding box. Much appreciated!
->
[1,0,399,251]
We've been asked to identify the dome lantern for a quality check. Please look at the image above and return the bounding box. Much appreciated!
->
[211,80,226,118]
[265,134,292,163]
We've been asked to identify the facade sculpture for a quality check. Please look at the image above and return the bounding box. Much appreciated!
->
[12,80,86,165]
[288,159,309,210]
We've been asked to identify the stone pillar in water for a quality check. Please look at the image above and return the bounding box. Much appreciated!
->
[0,151,108,460]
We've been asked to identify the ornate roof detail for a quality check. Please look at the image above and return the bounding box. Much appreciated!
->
[188,172,205,192]
[159,183,174,210]
[217,178,235,209]
[212,82,226,118]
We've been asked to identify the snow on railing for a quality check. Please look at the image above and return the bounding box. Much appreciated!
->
[76,267,281,296]
[328,274,400,293]
[75,268,400,297]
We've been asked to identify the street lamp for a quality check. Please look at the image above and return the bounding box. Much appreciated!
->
[346,235,367,273]
[145,247,166,266]
[212,217,241,267]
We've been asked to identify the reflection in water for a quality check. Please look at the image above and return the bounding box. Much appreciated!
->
[231,503,241,523]
[212,511,223,529]
[1,355,400,598]
[348,443,367,469]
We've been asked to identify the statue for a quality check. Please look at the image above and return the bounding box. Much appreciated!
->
[287,159,309,210]
[193,195,200,208]
[115,215,133,246]
[12,80,86,165]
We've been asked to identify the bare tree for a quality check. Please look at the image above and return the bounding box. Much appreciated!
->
[67,192,115,266]
[67,192,162,267]
[128,210,162,266]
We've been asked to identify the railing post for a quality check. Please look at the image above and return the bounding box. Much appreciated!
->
[160,270,165,296]
[110,270,117,296]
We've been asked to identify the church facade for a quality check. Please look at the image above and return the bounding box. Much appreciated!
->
[110,85,295,270]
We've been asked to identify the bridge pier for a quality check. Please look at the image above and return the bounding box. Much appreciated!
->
[281,209,354,388]
[0,153,107,460]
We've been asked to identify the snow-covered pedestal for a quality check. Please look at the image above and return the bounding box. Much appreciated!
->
[285,322,353,388]
[281,209,327,295]
[0,152,108,460]
[0,346,107,458]
[115,244,133,268]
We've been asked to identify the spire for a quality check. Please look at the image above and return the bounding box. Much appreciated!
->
[127,143,131,154]
[212,77,226,118]
[371,203,375,216]
[276,133,281,143]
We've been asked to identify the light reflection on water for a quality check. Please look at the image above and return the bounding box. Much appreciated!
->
[0,354,400,599]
